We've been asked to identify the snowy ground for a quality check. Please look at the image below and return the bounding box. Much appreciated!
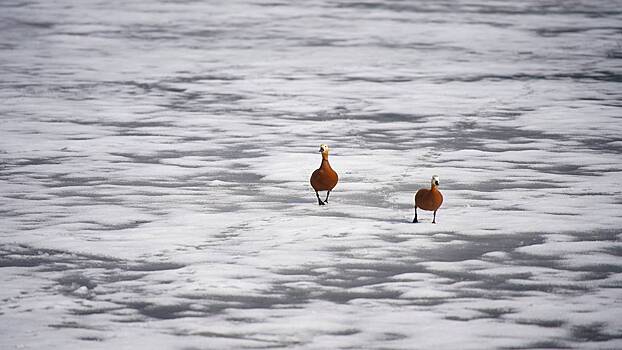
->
[1,0,622,349]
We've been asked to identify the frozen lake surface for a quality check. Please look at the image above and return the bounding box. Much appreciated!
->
[1,0,622,349]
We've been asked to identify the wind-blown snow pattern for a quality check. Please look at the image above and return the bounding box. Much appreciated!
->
[1,0,622,349]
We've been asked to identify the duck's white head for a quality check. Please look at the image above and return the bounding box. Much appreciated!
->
[319,144,330,154]
[431,175,440,187]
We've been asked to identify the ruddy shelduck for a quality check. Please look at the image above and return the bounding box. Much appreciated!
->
[310,144,338,206]
[413,175,443,223]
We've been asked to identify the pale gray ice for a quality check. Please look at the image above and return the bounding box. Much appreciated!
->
[1,1,622,349]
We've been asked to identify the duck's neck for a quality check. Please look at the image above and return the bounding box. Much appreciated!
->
[321,153,330,167]
[430,184,438,191]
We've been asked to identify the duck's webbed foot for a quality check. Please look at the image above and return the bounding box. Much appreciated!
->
[316,191,325,206]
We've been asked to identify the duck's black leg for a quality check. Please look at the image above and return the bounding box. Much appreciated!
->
[324,191,331,203]
[412,207,418,223]
[432,210,437,224]
[316,191,325,206]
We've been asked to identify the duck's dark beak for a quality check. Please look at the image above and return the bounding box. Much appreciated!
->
[319,147,323,152]
[435,181,439,186]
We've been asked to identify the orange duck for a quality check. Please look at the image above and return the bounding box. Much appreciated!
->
[413,175,443,223]
[310,144,338,206]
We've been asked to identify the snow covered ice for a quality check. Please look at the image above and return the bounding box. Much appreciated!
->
[1,0,622,349]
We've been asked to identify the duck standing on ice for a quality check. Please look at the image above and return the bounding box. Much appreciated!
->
[310,144,338,206]
[413,175,443,223]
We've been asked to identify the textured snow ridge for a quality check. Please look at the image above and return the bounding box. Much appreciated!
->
[1,0,622,349]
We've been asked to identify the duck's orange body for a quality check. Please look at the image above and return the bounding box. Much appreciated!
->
[413,175,443,223]
[415,187,443,211]
[310,144,338,205]
[310,161,338,191]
